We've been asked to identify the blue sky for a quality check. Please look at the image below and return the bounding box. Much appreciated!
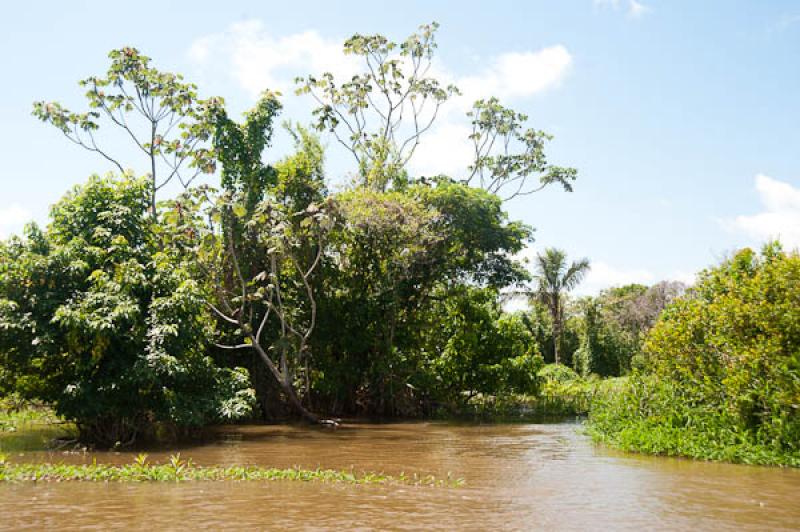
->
[2,0,799,293]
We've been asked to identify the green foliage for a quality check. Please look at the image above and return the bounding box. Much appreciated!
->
[191,97,335,423]
[411,178,531,286]
[537,363,580,384]
[33,47,217,209]
[212,91,282,213]
[296,22,459,188]
[463,367,623,419]
[17,29,581,427]
[419,287,543,405]
[0,396,60,434]
[589,244,800,466]
[0,454,462,486]
[312,181,533,415]
[0,175,254,445]
[466,97,577,199]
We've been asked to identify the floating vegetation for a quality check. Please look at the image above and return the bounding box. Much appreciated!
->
[0,453,464,486]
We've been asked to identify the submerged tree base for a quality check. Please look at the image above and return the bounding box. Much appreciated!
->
[0,454,463,486]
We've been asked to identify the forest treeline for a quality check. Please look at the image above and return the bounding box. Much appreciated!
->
[0,24,616,443]
[1,23,797,464]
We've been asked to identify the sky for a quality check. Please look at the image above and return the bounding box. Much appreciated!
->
[1,0,799,294]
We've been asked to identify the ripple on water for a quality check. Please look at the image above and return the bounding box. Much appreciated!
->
[2,421,800,531]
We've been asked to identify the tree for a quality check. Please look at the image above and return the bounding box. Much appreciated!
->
[198,192,334,424]
[176,94,333,424]
[420,286,543,406]
[296,22,458,190]
[0,175,254,446]
[466,97,577,200]
[297,23,577,201]
[33,47,217,214]
[311,180,532,415]
[532,248,590,365]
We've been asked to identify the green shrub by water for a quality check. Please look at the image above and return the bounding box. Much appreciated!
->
[588,244,800,466]
[462,364,625,419]
[587,377,800,466]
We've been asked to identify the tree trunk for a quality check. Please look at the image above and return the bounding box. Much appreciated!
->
[552,299,562,365]
[249,336,322,424]
[282,382,320,424]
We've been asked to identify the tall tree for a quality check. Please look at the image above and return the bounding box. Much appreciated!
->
[185,93,333,423]
[466,97,577,200]
[33,47,217,214]
[296,23,577,201]
[533,248,590,365]
[296,22,458,190]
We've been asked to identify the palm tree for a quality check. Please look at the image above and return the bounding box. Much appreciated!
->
[533,248,590,365]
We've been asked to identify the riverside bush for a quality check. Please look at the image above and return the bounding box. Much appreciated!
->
[0,176,254,446]
[588,244,800,466]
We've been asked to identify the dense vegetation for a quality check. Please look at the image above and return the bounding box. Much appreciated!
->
[589,244,800,466]
[2,24,591,444]
[2,21,797,470]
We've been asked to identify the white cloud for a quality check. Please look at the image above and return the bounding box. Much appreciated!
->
[189,22,572,179]
[411,46,572,177]
[456,46,572,105]
[409,122,474,177]
[0,204,31,238]
[628,0,649,18]
[724,174,800,249]
[669,270,697,286]
[188,20,360,96]
[190,21,571,102]
[579,261,656,294]
[593,0,621,8]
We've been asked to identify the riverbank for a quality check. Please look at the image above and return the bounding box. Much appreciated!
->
[5,379,798,469]
[458,374,625,421]
[585,376,800,468]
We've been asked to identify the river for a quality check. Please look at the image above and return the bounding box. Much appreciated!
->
[2,421,799,530]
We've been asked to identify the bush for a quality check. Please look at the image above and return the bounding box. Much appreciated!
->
[588,244,800,466]
[0,175,254,446]
[537,363,580,384]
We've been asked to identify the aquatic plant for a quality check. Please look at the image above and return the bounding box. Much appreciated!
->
[0,453,464,486]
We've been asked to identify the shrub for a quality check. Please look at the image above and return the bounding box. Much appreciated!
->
[420,287,543,404]
[537,363,580,384]
[589,243,800,465]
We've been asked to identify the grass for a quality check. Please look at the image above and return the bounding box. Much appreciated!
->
[0,398,61,433]
[0,453,464,486]
[586,377,800,468]
[461,376,627,420]
[586,417,800,467]
[0,397,75,453]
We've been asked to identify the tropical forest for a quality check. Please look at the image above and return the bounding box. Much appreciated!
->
[2,4,799,530]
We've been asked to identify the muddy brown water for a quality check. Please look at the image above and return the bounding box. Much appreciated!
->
[2,421,800,531]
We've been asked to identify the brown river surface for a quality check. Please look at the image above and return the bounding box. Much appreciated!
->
[2,421,800,530]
